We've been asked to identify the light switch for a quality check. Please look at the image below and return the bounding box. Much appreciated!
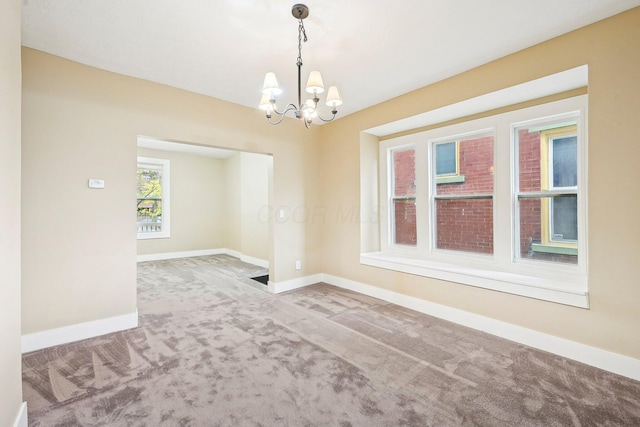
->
[88,179,105,189]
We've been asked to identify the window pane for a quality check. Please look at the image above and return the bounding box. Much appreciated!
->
[551,195,577,241]
[391,147,416,246]
[394,199,416,245]
[551,136,577,188]
[137,166,163,233]
[518,197,577,264]
[435,142,457,176]
[436,199,493,254]
[517,128,542,192]
[435,134,494,195]
[392,148,415,197]
[517,124,577,192]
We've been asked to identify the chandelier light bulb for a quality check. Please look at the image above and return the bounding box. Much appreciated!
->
[259,93,274,111]
[304,99,318,118]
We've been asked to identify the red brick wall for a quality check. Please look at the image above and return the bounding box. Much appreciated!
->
[517,129,542,257]
[436,199,493,253]
[389,130,574,262]
[436,136,494,254]
[394,199,416,245]
[437,136,494,196]
[393,149,415,197]
[393,148,416,245]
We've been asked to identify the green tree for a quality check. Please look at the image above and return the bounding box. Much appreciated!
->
[137,168,163,221]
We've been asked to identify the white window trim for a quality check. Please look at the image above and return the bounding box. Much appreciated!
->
[368,95,588,308]
[365,65,588,138]
[137,157,171,240]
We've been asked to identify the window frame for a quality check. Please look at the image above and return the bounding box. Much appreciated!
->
[370,95,588,307]
[137,156,171,240]
[513,117,582,262]
[381,143,420,255]
[430,130,495,254]
[434,141,466,184]
[540,126,578,248]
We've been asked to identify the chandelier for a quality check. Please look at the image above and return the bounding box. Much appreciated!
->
[259,4,342,128]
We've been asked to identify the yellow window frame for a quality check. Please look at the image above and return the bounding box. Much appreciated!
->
[539,124,578,250]
[435,141,465,184]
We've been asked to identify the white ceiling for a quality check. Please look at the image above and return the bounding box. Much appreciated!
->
[21,1,640,121]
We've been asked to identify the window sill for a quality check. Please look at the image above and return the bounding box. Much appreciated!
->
[137,232,170,240]
[360,252,588,308]
[436,175,465,184]
[531,243,578,256]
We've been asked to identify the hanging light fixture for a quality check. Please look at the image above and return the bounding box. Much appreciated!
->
[260,4,342,128]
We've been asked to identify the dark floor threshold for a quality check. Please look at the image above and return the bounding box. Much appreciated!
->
[250,275,269,286]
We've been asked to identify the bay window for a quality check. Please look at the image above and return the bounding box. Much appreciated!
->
[371,95,588,307]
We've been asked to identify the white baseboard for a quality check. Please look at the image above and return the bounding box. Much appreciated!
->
[268,274,324,294]
[137,248,269,268]
[240,254,269,269]
[137,248,226,262]
[226,249,269,269]
[13,402,27,427]
[29,257,638,381]
[22,310,139,354]
[315,273,640,382]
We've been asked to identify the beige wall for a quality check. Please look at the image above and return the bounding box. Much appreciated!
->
[223,152,242,252]
[1,0,23,424]
[319,8,640,359]
[21,47,322,336]
[240,152,271,261]
[221,151,271,262]
[136,148,227,255]
[136,148,270,262]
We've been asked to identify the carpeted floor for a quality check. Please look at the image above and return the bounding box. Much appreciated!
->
[22,255,640,426]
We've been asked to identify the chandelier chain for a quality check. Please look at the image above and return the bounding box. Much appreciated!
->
[297,19,307,67]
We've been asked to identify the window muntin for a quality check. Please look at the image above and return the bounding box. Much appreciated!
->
[137,157,170,239]
[432,133,494,254]
[390,147,416,246]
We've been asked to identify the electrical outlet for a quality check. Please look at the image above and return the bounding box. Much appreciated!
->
[295,260,301,270]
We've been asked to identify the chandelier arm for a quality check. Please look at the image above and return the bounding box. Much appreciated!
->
[316,111,338,123]
[270,103,297,117]
[266,104,299,125]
